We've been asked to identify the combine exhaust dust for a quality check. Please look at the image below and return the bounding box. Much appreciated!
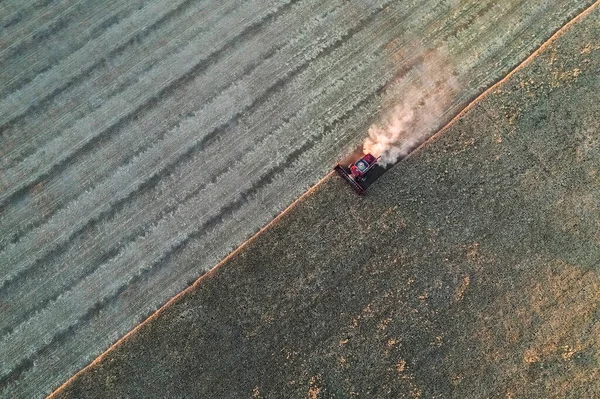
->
[335,47,459,194]
[363,47,460,167]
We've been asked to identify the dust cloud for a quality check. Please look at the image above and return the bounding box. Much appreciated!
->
[363,48,459,166]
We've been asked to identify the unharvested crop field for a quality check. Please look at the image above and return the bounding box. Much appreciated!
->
[0,1,596,397]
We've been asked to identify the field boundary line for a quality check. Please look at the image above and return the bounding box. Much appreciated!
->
[47,0,600,397]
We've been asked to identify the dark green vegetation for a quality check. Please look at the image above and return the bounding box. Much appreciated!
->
[53,4,600,399]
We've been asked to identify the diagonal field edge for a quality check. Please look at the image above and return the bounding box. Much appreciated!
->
[0,0,392,337]
[46,1,600,397]
[0,46,388,394]
[0,1,406,378]
[0,0,391,295]
[0,0,338,251]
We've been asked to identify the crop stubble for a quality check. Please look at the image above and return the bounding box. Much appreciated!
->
[0,0,596,397]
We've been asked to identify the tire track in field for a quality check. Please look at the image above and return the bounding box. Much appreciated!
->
[0,0,233,170]
[0,0,351,332]
[0,2,417,379]
[0,0,193,130]
[0,0,141,99]
[0,0,294,206]
[0,0,412,336]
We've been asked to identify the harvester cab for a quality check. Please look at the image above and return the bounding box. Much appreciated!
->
[334,153,381,195]
[350,153,378,180]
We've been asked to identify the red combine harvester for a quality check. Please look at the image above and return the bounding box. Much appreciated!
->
[334,153,380,194]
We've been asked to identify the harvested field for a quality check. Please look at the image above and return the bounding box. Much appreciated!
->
[51,4,600,397]
[0,1,597,397]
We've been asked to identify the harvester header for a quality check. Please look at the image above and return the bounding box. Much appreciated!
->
[334,153,381,194]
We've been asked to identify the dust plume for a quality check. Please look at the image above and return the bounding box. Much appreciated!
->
[363,48,459,166]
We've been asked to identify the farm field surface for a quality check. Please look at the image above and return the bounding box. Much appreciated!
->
[51,4,600,397]
[0,1,597,397]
